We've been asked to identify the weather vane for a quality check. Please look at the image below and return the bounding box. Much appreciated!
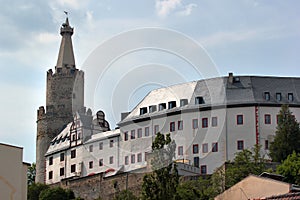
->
[64,11,68,16]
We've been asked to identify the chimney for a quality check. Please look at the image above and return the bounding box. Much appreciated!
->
[228,72,233,84]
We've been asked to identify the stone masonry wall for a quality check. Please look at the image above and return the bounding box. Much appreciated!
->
[54,172,145,200]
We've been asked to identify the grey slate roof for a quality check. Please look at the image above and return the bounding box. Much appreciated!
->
[118,75,300,125]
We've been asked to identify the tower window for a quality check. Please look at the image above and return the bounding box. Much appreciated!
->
[200,165,207,174]
[192,119,198,129]
[131,130,135,139]
[71,149,76,159]
[89,145,93,152]
[202,118,208,128]
[145,127,150,137]
[60,153,64,162]
[49,157,53,165]
[212,117,218,127]
[193,144,199,154]
[265,140,269,150]
[276,93,282,101]
[110,139,114,147]
[202,143,208,153]
[99,159,103,166]
[194,157,199,168]
[99,142,103,150]
[154,125,159,134]
[137,153,142,162]
[49,171,53,180]
[178,120,183,130]
[195,96,205,104]
[125,156,129,165]
[60,167,65,176]
[71,164,76,173]
[109,156,114,164]
[89,161,93,169]
[178,146,183,156]
[170,122,175,132]
[137,128,142,138]
[124,132,128,141]
[212,143,218,152]
[131,154,135,164]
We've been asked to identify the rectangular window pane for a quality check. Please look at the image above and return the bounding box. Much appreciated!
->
[201,165,207,174]
[124,132,128,141]
[237,140,244,150]
[145,127,150,137]
[202,118,208,128]
[178,121,183,130]
[60,153,64,162]
[109,156,114,164]
[237,115,243,125]
[264,92,270,101]
[178,146,183,156]
[71,150,76,158]
[99,142,103,150]
[89,161,93,169]
[71,164,76,173]
[131,130,135,139]
[265,114,271,124]
[212,117,218,127]
[192,119,198,129]
[212,142,218,152]
[154,125,159,134]
[265,140,269,150]
[110,140,114,147]
[49,171,53,180]
[125,156,129,165]
[131,154,135,164]
[202,143,208,153]
[288,93,294,101]
[137,153,142,162]
[193,144,199,154]
[138,128,142,138]
[170,122,175,132]
[60,167,65,176]
[99,159,103,166]
[276,93,282,101]
[194,157,199,168]
[49,157,53,165]
[89,145,93,152]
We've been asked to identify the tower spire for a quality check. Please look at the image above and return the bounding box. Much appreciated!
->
[56,17,76,71]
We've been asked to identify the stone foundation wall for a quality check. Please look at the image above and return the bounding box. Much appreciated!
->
[54,172,145,200]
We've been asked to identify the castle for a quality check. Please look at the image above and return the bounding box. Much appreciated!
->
[36,18,300,186]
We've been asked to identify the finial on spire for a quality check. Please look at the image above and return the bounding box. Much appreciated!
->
[64,11,68,16]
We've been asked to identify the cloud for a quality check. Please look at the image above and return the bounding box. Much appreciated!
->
[155,0,182,18]
[177,3,197,16]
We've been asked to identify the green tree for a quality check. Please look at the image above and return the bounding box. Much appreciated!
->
[39,187,75,200]
[142,132,179,200]
[276,151,300,185]
[212,145,266,193]
[270,105,300,162]
[27,163,36,185]
[114,190,138,200]
[175,177,214,200]
[27,183,49,200]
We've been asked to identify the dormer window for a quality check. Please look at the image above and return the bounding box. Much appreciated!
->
[264,92,270,101]
[195,96,205,104]
[180,99,188,107]
[159,103,166,111]
[140,107,147,115]
[149,105,157,113]
[288,93,294,102]
[233,77,240,83]
[276,93,282,101]
[168,101,176,109]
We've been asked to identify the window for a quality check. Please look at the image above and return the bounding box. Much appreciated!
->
[125,156,129,165]
[137,153,142,162]
[212,143,218,152]
[137,128,142,138]
[71,164,76,173]
[276,115,280,124]
[99,159,103,166]
[178,146,183,156]
[71,150,76,159]
[202,143,208,153]
[288,93,294,101]
[265,114,271,124]
[265,140,269,150]
[109,156,114,164]
[237,115,243,125]
[145,127,150,137]
[131,130,135,139]
[140,107,147,115]
[99,142,103,150]
[237,140,244,150]
[49,171,53,180]
[212,117,218,127]
[195,96,205,104]
[194,157,199,168]
[276,93,282,101]
[49,157,53,165]
[60,153,64,162]
[124,132,128,141]
[89,161,93,169]
[149,105,157,113]
[193,144,199,154]
[159,103,166,111]
[89,145,93,152]
[200,165,207,174]
[131,154,135,164]
[109,139,114,147]
[178,120,183,130]
[60,167,64,176]
[154,125,159,134]
[264,92,270,101]
[192,119,198,129]
[202,118,208,128]
[170,122,175,132]
[168,101,176,109]
[180,99,188,106]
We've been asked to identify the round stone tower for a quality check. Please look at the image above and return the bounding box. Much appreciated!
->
[36,18,84,183]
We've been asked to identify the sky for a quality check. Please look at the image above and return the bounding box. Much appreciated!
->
[0,0,300,163]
